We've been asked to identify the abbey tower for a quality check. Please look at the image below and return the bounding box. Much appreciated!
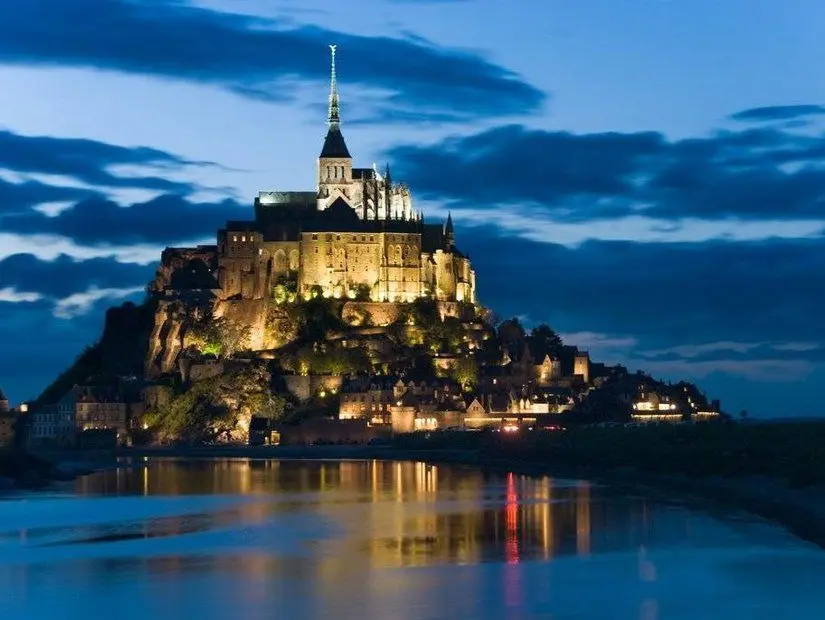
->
[152,46,475,308]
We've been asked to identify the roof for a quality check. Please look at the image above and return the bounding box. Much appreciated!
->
[0,388,6,401]
[320,127,351,159]
[304,197,363,232]
[352,167,376,180]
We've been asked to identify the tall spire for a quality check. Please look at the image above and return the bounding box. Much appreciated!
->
[320,44,350,159]
[328,44,340,127]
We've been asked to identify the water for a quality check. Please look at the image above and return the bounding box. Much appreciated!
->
[2,458,825,619]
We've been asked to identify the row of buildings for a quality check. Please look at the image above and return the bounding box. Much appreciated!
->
[334,359,721,435]
[0,385,140,449]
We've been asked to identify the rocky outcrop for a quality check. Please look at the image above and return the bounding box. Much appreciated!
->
[215,298,269,350]
[145,300,190,377]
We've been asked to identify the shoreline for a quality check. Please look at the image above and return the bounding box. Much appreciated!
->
[114,444,825,550]
[14,444,825,551]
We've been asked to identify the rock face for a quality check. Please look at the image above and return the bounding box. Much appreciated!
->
[144,297,275,377]
[145,300,189,377]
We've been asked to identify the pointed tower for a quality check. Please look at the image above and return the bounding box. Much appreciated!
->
[444,212,455,248]
[317,44,353,210]
[384,163,392,220]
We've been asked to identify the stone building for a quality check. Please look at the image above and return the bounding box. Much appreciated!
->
[60,386,130,439]
[29,404,75,448]
[151,46,475,307]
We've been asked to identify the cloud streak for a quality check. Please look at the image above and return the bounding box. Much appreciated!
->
[0,0,543,122]
[389,118,825,223]
[2,193,246,245]
[0,129,210,194]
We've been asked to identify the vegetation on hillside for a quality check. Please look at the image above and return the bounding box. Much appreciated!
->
[144,365,288,443]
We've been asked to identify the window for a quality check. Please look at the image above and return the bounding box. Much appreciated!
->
[312,234,318,240]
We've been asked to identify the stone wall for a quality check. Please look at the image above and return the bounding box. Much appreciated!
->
[214,298,269,351]
[277,418,384,445]
[341,301,402,326]
[283,375,344,403]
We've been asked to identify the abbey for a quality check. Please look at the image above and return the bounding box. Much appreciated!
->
[194,46,475,305]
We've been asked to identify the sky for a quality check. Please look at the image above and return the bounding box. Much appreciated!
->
[0,0,824,417]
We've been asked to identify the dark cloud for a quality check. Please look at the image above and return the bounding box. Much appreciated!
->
[459,226,825,349]
[0,254,153,403]
[0,177,95,215]
[455,225,824,414]
[0,129,209,193]
[730,105,825,123]
[2,193,247,245]
[389,119,825,221]
[0,0,543,122]
[0,253,154,299]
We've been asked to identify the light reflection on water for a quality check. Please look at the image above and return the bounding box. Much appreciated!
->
[1,458,825,619]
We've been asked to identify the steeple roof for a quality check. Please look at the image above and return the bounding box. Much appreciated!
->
[320,44,351,159]
[320,126,351,158]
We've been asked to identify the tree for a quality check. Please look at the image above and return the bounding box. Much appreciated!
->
[451,356,478,390]
[187,315,251,358]
[271,271,299,305]
[351,283,372,301]
[530,324,564,358]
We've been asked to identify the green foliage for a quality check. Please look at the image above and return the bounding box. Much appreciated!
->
[351,283,372,301]
[148,365,287,442]
[308,284,324,299]
[271,271,298,305]
[450,355,479,389]
[187,313,251,358]
[284,344,372,375]
[299,297,345,342]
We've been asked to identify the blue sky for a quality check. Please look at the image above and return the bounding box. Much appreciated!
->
[0,0,824,416]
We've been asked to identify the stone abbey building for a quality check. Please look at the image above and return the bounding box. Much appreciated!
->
[159,46,475,306]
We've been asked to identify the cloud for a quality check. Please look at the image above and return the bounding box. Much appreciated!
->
[0,232,165,265]
[0,254,154,300]
[0,286,41,303]
[0,176,96,215]
[2,193,247,245]
[53,285,144,319]
[640,341,766,359]
[0,129,209,193]
[558,331,638,351]
[772,341,821,352]
[0,0,543,122]
[627,358,816,383]
[459,227,825,352]
[729,105,825,123]
[389,118,825,222]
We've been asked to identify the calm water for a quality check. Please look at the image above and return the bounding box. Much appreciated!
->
[2,459,825,619]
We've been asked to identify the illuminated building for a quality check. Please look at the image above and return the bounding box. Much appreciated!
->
[151,46,475,308]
